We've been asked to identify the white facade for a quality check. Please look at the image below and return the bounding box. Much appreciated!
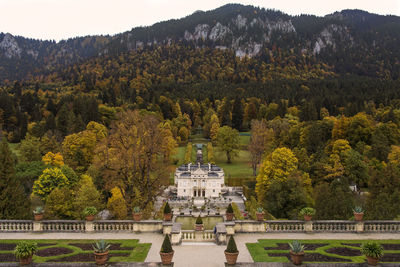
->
[175,163,225,198]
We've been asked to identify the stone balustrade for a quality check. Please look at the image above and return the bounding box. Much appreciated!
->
[0,220,33,232]
[181,230,215,242]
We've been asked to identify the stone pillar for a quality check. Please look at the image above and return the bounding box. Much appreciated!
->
[85,221,94,232]
[163,222,173,235]
[224,222,235,235]
[33,221,42,232]
[355,221,364,233]
[171,223,182,245]
[216,223,227,245]
[304,221,313,233]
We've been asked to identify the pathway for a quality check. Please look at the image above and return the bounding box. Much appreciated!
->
[2,232,400,267]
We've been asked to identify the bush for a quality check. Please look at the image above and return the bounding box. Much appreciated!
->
[195,215,203,224]
[164,202,171,214]
[361,242,384,258]
[133,206,141,213]
[14,241,38,259]
[353,206,364,213]
[83,206,97,216]
[160,235,173,253]
[93,240,110,253]
[299,207,315,216]
[226,203,233,214]
[225,236,238,253]
[33,206,44,215]
[288,240,305,253]
[232,202,244,220]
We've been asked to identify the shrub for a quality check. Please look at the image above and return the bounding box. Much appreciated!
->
[93,240,110,253]
[232,202,244,220]
[353,206,364,213]
[361,242,384,259]
[14,241,38,259]
[299,207,315,216]
[133,206,141,213]
[225,236,238,253]
[256,207,263,213]
[195,215,203,224]
[226,203,233,214]
[164,202,171,214]
[33,206,44,215]
[160,235,173,253]
[83,206,97,216]
[288,240,305,253]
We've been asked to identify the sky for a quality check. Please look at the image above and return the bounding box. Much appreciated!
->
[1,0,399,41]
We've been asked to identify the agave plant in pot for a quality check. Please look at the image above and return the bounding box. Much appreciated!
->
[226,203,234,221]
[132,206,142,221]
[224,236,239,265]
[14,241,38,265]
[163,202,172,221]
[195,215,203,231]
[160,234,174,265]
[289,240,305,265]
[353,206,364,221]
[93,240,110,265]
[83,206,97,221]
[299,207,315,221]
[361,242,384,266]
[256,207,264,221]
[33,206,44,221]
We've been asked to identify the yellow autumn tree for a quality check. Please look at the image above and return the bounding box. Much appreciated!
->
[107,187,127,220]
[73,175,103,219]
[42,152,64,167]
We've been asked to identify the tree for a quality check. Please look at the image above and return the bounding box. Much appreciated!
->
[207,142,215,164]
[32,167,69,200]
[184,142,192,164]
[107,187,127,219]
[94,110,170,214]
[231,97,243,131]
[0,139,30,219]
[15,161,46,195]
[216,126,240,163]
[45,187,74,219]
[74,174,102,219]
[248,120,274,176]
[42,152,64,167]
[19,134,41,162]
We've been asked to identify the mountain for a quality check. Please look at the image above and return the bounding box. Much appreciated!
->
[1,4,400,81]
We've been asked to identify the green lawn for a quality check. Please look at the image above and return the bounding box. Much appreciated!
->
[214,149,253,179]
[0,239,151,263]
[246,239,400,263]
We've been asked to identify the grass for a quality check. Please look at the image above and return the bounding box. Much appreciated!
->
[0,239,151,263]
[246,239,400,263]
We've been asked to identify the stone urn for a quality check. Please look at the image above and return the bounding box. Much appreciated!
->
[133,213,142,221]
[290,251,305,265]
[303,215,312,221]
[256,212,264,221]
[226,213,234,221]
[160,251,174,265]
[34,214,43,221]
[85,215,95,221]
[94,251,109,265]
[164,213,172,221]
[19,256,33,266]
[195,224,203,231]
[224,251,239,265]
[354,212,364,221]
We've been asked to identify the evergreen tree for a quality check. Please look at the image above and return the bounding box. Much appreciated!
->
[231,97,243,131]
[0,139,30,219]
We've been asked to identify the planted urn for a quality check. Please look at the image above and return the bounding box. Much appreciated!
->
[256,207,264,221]
[163,202,172,221]
[14,241,38,265]
[226,204,234,221]
[93,240,110,265]
[224,236,239,265]
[299,207,315,221]
[83,206,97,221]
[289,240,305,265]
[132,206,142,221]
[353,206,364,221]
[33,206,44,221]
[361,242,384,266]
[160,234,174,265]
[195,215,203,231]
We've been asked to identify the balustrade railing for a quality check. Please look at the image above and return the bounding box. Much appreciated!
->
[41,220,85,232]
[0,220,33,232]
[265,220,304,232]
[364,221,400,232]
[94,220,136,231]
[181,230,215,242]
[312,220,356,232]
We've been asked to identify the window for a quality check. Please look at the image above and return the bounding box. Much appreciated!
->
[184,189,186,192]
[213,189,215,193]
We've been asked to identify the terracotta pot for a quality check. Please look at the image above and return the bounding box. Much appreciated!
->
[160,251,174,265]
[85,215,95,221]
[224,250,239,265]
[34,214,43,221]
[256,212,264,221]
[19,255,32,265]
[94,251,109,265]
[164,213,172,221]
[304,215,312,221]
[195,224,203,231]
[354,212,364,221]
[366,256,379,266]
[226,213,234,221]
[290,251,305,265]
[133,213,142,221]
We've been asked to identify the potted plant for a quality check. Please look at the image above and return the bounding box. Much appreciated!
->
[160,234,174,265]
[163,202,172,221]
[33,206,44,221]
[299,207,315,221]
[83,206,97,221]
[226,204,234,221]
[224,236,239,265]
[195,215,203,231]
[353,206,364,221]
[289,240,305,265]
[14,241,38,265]
[256,207,264,221]
[132,206,142,221]
[93,240,110,265]
[361,242,384,266]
